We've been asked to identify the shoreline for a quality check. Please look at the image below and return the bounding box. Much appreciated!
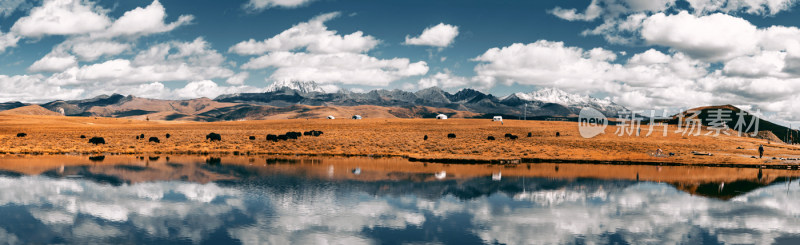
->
[2,151,800,170]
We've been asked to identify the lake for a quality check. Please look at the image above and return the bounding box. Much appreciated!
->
[0,155,799,244]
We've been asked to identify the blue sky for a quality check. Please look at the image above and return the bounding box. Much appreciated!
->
[1,0,800,122]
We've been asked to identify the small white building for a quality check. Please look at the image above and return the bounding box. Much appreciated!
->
[493,116,503,121]
[436,114,448,120]
[327,115,335,119]
[352,115,362,120]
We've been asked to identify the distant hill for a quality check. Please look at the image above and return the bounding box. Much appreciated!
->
[670,105,798,144]
[0,105,63,116]
[0,82,631,122]
[0,101,27,111]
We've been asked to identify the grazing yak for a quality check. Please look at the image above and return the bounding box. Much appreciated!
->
[304,130,324,137]
[249,136,256,140]
[149,137,160,143]
[140,134,145,139]
[487,136,495,140]
[267,134,278,141]
[505,134,518,140]
[556,132,561,137]
[89,137,106,145]
[135,136,140,140]
[16,133,26,137]
[284,132,302,139]
[165,133,171,139]
[206,133,221,142]
[277,135,289,141]
[80,135,86,139]
[447,133,456,138]
[424,135,428,140]
[527,132,532,137]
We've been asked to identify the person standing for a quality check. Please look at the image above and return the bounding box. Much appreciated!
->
[759,144,764,159]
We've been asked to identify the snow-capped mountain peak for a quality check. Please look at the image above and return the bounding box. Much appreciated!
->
[265,80,326,94]
[509,88,611,106]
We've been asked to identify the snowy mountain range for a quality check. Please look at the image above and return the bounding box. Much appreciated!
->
[0,80,630,121]
[264,80,326,94]
[501,88,627,117]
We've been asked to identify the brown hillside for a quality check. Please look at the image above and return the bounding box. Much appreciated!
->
[0,105,62,116]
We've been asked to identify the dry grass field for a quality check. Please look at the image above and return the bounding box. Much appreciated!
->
[1,114,800,165]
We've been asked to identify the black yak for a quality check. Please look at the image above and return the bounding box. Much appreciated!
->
[277,135,289,141]
[267,134,278,141]
[88,155,105,162]
[16,133,26,137]
[556,132,561,137]
[165,133,171,139]
[447,133,456,138]
[249,136,256,140]
[80,135,86,139]
[509,135,518,140]
[424,135,428,140]
[504,133,513,138]
[148,137,160,143]
[487,136,495,140]
[140,134,145,139]
[527,132,532,137]
[285,132,302,139]
[304,130,323,137]
[135,136,140,140]
[89,137,106,145]
[206,133,221,141]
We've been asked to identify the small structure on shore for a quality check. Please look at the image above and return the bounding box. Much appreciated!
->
[352,115,362,120]
[327,115,335,119]
[493,116,503,122]
[436,114,448,120]
[492,172,502,181]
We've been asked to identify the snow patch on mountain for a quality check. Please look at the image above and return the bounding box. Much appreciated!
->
[265,80,326,94]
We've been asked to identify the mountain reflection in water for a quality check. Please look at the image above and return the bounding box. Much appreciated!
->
[0,155,799,244]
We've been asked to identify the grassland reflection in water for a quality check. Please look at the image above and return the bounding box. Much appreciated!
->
[0,156,798,244]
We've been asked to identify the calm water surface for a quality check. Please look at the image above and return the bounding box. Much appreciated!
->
[0,155,799,244]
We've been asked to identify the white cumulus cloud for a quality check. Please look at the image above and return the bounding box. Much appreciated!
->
[10,0,112,37]
[29,54,78,72]
[404,23,459,48]
[100,0,193,38]
[229,12,378,55]
[244,0,315,11]
[242,51,428,86]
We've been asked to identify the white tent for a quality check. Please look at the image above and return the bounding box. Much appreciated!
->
[493,116,503,121]
[352,115,362,120]
[435,114,448,120]
[327,115,335,119]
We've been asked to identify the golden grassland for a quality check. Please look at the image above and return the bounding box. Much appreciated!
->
[1,114,799,165]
